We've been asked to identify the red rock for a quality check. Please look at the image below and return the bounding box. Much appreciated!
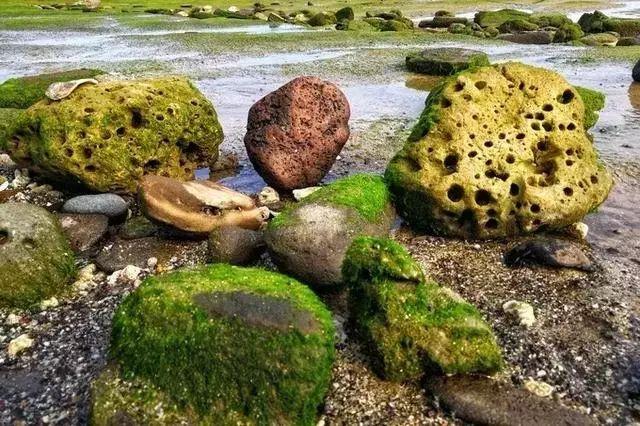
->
[244,76,350,191]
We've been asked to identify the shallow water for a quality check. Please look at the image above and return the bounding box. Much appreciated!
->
[0,15,638,254]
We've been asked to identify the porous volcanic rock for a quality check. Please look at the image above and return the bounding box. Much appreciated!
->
[244,76,350,191]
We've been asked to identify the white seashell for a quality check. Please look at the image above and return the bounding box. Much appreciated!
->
[45,78,98,101]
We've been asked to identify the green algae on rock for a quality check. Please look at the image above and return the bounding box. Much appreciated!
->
[0,68,103,109]
[575,86,605,129]
[552,22,585,43]
[0,108,24,147]
[343,237,503,381]
[386,62,613,239]
[474,9,531,28]
[406,48,490,76]
[93,264,335,425]
[0,203,76,308]
[4,77,223,193]
[266,174,394,288]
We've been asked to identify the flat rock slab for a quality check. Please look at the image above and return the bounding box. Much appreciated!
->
[58,213,108,253]
[405,47,489,75]
[427,375,597,426]
[498,31,553,44]
[95,237,207,273]
[504,238,594,271]
[193,291,320,334]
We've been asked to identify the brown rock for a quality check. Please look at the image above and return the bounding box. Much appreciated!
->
[208,225,265,265]
[138,175,269,235]
[427,375,596,426]
[57,213,109,253]
[244,76,350,191]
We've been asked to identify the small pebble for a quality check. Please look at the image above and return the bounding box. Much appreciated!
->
[7,334,34,357]
[293,186,321,201]
[502,300,536,327]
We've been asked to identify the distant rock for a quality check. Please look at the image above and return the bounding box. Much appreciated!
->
[427,375,597,426]
[634,59,640,82]
[504,238,594,271]
[138,175,268,235]
[406,47,490,75]
[245,76,350,191]
[497,30,553,44]
[62,193,128,218]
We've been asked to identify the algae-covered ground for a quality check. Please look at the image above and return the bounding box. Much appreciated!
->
[1,0,640,424]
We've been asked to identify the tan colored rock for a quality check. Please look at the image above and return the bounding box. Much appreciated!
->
[138,175,268,234]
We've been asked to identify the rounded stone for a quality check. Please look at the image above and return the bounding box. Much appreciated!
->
[208,225,265,265]
[0,203,75,308]
[62,193,128,217]
[386,62,613,239]
[91,264,335,424]
[633,59,640,82]
[244,76,350,191]
[6,77,223,193]
[406,48,490,76]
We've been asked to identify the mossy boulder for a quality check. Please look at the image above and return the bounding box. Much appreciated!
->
[529,12,573,28]
[474,9,531,28]
[335,6,354,21]
[4,77,223,193]
[498,19,539,33]
[337,19,376,31]
[552,22,585,42]
[575,86,605,129]
[92,264,335,425]
[343,237,503,381]
[0,69,103,109]
[604,18,640,37]
[0,108,25,147]
[386,62,613,239]
[580,32,619,46]
[265,174,394,288]
[406,48,490,76]
[364,17,413,32]
[0,203,76,308]
[578,10,609,33]
[308,11,336,26]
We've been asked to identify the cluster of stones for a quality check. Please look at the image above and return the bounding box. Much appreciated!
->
[0,59,615,423]
[418,8,640,46]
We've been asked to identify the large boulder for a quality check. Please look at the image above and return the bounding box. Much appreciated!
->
[91,264,335,424]
[265,174,394,288]
[244,76,350,191]
[0,69,103,109]
[579,10,640,37]
[0,203,75,308]
[580,32,619,46]
[406,48,490,76]
[343,237,503,381]
[4,77,223,193]
[138,175,269,235]
[386,62,613,239]
[634,59,640,82]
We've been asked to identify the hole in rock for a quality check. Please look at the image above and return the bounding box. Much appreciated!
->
[499,133,506,140]
[101,130,112,140]
[516,133,525,140]
[484,141,493,148]
[84,107,94,114]
[591,175,599,184]
[542,122,553,132]
[475,189,492,206]
[525,113,534,119]
[468,151,478,158]
[530,204,541,213]
[567,123,576,131]
[485,218,499,229]
[447,184,464,202]
[566,160,574,166]
[537,141,548,151]
[156,114,165,121]
[535,113,545,120]
[454,82,465,91]
[83,148,93,159]
[0,230,9,245]
[564,187,574,196]
[443,154,459,172]
[85,165,96,172]
[116,127,126,136]
[65,148,74,157]
[475,81,487,90]
[531,122,541,131]
[506,154,515,164]
[510,183,520,196]
[543,104,553,112]
[144,159,161,172]
[131,109,144,128]
[559,89,575,104]
[441,98,452,108]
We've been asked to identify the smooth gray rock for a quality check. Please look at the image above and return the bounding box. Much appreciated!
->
[62,194,128,218]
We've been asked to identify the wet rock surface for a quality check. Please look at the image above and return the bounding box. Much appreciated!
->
[405,47,490,75]
[58,213,109,253]
[244,76,350,191]
[208,225,265,265]
[62,193,128,218]
[504,238,594,271]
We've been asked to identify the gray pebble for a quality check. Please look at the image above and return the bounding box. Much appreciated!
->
[62,194,128,218]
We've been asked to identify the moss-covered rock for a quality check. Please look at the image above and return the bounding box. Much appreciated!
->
[343,237,503,381]
[335,6,354,21]
[474,9,531,28]
[0,69,103,109]
[364,17,413,31]
[92,264,335,425]
[579,10,640,37]
[575,86,605,129]
[308,11,336,26]
[552,22,585,42]
[386,62,612,239]
[498,19,539,33]
[337,19,375,31]
[266,174,394,288]
[448,23,473,35]
[4,77,223,193]
[578,10,609,33]
[406,48,490,76]
[580,32,619,46]
[529,12,573,28]
[0,108,24,147]
[0,203,76,308]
